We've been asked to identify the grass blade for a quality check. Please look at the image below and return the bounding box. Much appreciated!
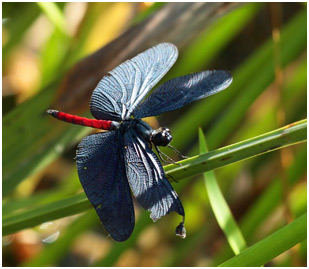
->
[212,145,307,266]
[199,129,247,255]
[3,193,90,235]
[165,119,306,181]
[218,213,307,267]
[37,2,68,35]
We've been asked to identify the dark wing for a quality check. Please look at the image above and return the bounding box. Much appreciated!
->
[76,131,135,242]
[123,128,185,222]
[90,43,178,121]
[133,70,232,118]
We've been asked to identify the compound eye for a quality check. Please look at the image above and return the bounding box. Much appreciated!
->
[151,127,173,146]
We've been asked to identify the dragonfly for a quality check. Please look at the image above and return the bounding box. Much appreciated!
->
[47,43,233,242]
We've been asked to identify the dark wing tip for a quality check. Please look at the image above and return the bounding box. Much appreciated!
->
[110,230,134,242]
[224,70,233,82]
[216,70,233,86]
[205,70,233,93]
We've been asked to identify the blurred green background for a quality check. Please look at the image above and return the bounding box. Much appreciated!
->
[2,2,307,267]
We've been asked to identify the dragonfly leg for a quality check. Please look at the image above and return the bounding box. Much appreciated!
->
[154,145,180,166]
[167,144,189,159]
[166,174,178,183]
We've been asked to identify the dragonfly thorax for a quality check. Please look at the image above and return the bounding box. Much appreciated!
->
[120,119,172,147]
[122,119,153,143]
[151,127,172,147]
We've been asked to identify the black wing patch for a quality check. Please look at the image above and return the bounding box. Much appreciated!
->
[123,128,185,222]
[76,131,135,242]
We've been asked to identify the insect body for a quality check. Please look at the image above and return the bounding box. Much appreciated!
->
[48,43,232,242]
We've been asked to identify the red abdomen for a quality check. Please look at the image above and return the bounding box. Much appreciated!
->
[47,110,115,130]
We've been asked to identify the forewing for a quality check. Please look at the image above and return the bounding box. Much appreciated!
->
[90,43,178,121]
[123,129,185,222]
[76,131,135,242]
[133,70,232,118]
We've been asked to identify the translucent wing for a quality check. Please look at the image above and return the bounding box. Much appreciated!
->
[76,131,135,242]
[133,70,232,118]
[90,43,178,121]
[123,128,185,222]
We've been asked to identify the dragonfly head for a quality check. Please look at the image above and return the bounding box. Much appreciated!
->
[151,127,172,147]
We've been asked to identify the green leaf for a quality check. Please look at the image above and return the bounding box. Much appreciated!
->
[3,3,41,63]
[199,128,247,255]
[37,2,68,35]
[165,119,306,181]
[205,8,306,150]
[212,145,307,266]
[218,213,307,267]
[240,147,307,239]
[2,85,91,197]
[170,3,260,76]
[3,193,90,235]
